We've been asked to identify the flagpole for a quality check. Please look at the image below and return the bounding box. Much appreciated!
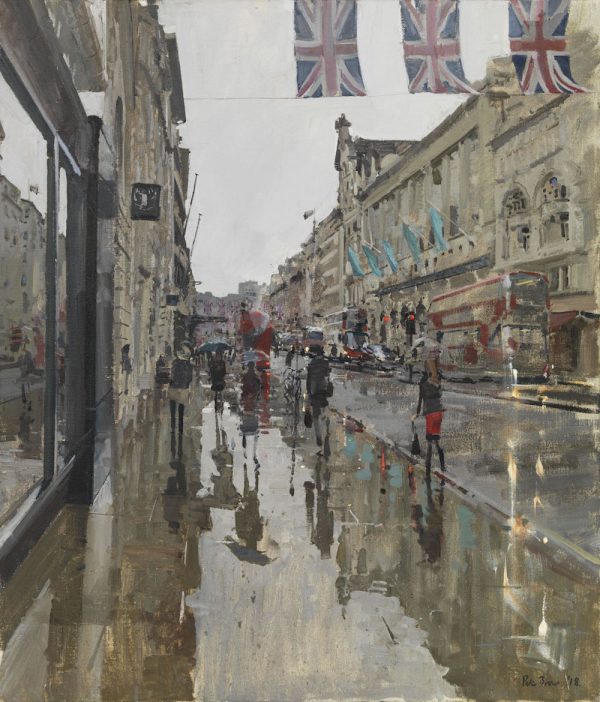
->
[183,173,199,240]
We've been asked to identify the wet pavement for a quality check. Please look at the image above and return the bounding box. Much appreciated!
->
[310,360,600,564]
[0,366,599,701]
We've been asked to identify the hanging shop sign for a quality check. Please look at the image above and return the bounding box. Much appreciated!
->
[131,183,161,220]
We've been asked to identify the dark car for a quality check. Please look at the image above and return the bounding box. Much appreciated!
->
[363,344,397,366]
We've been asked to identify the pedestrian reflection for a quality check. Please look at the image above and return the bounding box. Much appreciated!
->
[410,476,444,564]
[163,431,187,533]
[17,400,34,451]
[209,411,240,508]
[225,461,278,566]
[309,458,334,559]
[234,463,263,551]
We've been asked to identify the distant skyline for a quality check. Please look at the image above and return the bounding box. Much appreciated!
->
[160,0,509,297]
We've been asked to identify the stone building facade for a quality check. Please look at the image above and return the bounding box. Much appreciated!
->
[334,81,500,351]
[104,2,192,425]
[310,208,344,320]
[0,0,193,577]
[330,44,600,381]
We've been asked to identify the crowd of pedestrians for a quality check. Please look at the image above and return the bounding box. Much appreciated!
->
[154,330,446,475]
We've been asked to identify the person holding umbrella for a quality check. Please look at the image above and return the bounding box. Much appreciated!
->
[209,350,227,407]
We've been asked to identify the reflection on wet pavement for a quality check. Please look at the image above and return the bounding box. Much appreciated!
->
[0,371,598,701]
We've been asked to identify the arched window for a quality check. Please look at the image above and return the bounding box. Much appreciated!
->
[504,188,528,217]
[541,174,568,203]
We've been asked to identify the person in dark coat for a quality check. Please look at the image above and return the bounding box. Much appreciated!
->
[209,350,227,406]
[285,347,295,368]
[412,371,445,473]
[306,346,331,447]
[169,343,193,434]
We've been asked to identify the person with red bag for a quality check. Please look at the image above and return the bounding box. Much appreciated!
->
[412,371,445,474]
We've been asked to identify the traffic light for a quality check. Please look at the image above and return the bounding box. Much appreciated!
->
[405,313,416,336]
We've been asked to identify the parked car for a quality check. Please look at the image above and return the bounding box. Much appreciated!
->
[363,344,397,365]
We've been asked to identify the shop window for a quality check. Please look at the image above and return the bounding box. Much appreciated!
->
[1,65,49,501]
[549,268,559,291]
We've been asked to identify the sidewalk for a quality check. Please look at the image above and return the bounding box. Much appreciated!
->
[272,356,600,584]
[394,366,600,413]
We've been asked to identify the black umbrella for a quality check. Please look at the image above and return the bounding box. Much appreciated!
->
[411,420,421,456]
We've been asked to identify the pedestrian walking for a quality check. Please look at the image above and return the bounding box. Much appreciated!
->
[121,343,133,395]
[209,349,227,407]
[285,346,295,368]
[155,353,170,388]
[412,371,445,473]
[306,346,332,448]
[168,342,193,435]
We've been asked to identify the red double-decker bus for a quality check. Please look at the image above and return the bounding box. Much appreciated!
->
[427,272,550,382]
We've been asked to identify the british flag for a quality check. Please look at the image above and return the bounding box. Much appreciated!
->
[509,0,586,94]
[399,0,474,94]
[294,0,366,98]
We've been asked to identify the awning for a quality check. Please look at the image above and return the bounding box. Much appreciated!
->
[550,310,600,332]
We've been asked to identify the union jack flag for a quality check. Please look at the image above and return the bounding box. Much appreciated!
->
[509,0,586,94]
[294,0,366,98]
[399,0,474,94]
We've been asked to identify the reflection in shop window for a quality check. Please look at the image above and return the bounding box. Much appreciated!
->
[0,72,48,525]
[56,167,68,465]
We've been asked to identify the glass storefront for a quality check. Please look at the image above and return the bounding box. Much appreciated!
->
[0,71,49,525]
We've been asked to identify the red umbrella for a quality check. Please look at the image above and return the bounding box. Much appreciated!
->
[240,309,270,339]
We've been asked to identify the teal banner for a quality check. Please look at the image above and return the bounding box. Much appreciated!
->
[402,223,422,264]
[382,240,399,273]
[347,246,365,276]
[429,207,448,252]
[362,244,383,277]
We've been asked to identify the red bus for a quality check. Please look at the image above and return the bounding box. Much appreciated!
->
[427,272,550,382]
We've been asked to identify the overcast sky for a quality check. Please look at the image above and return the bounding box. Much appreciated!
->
[160,0,510,297]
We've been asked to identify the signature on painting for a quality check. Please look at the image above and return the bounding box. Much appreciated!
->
[521,674,581,688]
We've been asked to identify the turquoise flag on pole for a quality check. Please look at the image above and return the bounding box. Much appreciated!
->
[382,240,399,273]
[362,244,383,277]
[402,223,422,264]
[347,246,365,276]
[429,207,448,252]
